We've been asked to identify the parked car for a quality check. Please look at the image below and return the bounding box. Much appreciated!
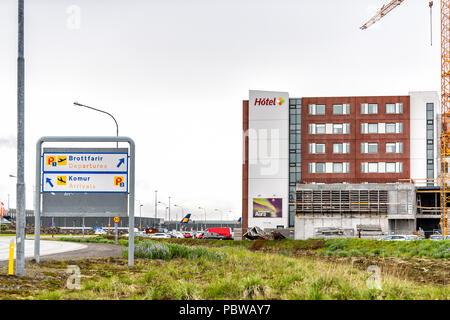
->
[183,232,193,238]
[148,233,171,239]
[202,231,232,240]
[169,231,185,239]
[379,235,408,241]
[193,231,204,239]
[429,235,450,240]
[405,235,422,241]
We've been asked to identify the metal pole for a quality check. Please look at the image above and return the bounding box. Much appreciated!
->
[34,139,41,263]
[168,196,171,226]
[115,222,118,244]
[16,0,26,276]
[154,190,157,226]
[128,138,135,266]
[74,102,119,148]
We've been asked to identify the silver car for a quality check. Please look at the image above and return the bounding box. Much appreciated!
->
[429,235,450,240]
[148,233,171,239]
[379,235,408,241]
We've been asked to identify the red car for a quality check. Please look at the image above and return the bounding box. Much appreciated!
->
[182,232,192,238]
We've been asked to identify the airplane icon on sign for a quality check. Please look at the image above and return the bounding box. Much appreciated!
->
[57,176,67,185]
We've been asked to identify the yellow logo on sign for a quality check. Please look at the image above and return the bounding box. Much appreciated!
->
[114,176,125,187]
[57,156,67,165]
[57,176,67,185]
[113,217,120,223]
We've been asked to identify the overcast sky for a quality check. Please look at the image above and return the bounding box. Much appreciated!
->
[0,0,441,220]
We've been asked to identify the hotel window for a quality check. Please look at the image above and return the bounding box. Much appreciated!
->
[386,162,396,173]
[427,103,434,183]
[333,124,343,134]
[361,143,378,154]
[309,162,349,173]
[361,162,403,173]
[361,103,378,114]
[333,163,344,173]
[385,123,402,134]
[386,142,403,153]
[386,103,403,114]
[333,143,350,154]
[309,104,326,115]
[368,162,378,173]
[333,104,350,115]
[311,163,326,173]
[309,143,326,154]
[368,123,378,134]
[316,124,326,134]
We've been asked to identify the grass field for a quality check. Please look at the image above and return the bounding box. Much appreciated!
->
[0,237,448,300]
[1,247,448,300]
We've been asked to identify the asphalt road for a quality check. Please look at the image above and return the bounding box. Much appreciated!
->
[0,236,87,264]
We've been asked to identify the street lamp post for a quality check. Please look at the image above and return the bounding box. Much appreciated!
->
[154,190,158,227]
[139,203,143,231]
[198,206,206,230]
[74,102,119,148]
[16,0,26,276]
[214,209,223,227]
[174,204,184,231]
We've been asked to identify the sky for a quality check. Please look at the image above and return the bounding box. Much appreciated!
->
[0,0,442,221]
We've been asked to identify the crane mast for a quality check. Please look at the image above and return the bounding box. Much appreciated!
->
[440,0,450,235]
[361,0,448,235]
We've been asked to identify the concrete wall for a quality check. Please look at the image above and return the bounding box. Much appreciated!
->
[295,214,389,240]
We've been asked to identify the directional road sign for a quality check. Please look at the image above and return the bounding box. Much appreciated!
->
[43,152,128,172]
[42,173,128,193]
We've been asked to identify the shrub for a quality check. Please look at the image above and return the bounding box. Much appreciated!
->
[132,240,225,261]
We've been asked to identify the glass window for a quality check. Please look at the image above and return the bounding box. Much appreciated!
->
[333,124,343,134]
[368,123,378,134]
[333,163,343,173]
[427,150,433,158]
[368,143,378,153]
[368,163,378,173]
[368,104,378,114]
[386,103,395,114]
[386,123,396,133]
[427,130,433,139]
[316,163,325,173]
[427,169,434,179]
[316,144,325,154]
[386,143,396,153]
[333,143,343,154]
[316,105,326,115]
[316,124,326,134]
[386,163,396,173]
[333,104,343,115]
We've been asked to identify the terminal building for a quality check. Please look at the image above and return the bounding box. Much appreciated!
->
[242,90,443,238]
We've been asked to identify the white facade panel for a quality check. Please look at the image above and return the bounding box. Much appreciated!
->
[248,90,289,229]
[409,91,440,185]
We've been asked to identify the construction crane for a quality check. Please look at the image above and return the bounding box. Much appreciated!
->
[360,0,449,236]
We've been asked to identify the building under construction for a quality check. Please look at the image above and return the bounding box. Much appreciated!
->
[293,181,442,239]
